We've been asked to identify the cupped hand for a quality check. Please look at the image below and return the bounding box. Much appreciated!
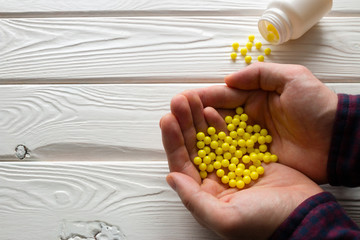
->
[224,63,338,183]
[159,84,323,239]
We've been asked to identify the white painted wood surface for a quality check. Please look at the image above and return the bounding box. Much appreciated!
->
[0,0,360,239]
[0,17,360,83]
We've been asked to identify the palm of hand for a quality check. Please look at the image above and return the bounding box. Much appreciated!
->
[194,163,321,240]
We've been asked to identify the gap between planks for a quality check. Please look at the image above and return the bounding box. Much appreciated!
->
[1,11,360,19]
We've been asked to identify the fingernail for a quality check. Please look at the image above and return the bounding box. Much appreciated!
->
[166,175,176,191]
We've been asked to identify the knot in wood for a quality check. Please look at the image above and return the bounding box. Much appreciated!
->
[15,145,29,160]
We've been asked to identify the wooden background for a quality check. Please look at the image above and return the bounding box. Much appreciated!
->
[0,0,360,239]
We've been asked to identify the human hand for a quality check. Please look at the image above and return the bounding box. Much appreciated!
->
[160,86,323,240]
[225,63,338,183]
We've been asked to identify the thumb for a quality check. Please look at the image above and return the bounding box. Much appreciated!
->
[225,62,306,94]
[166,172,222,226]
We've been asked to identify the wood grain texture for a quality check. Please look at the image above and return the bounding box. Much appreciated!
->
[0,0,358,17]
[0,162,358,240]
[0,17,360,84]
[0,162,220,240]
[1,83,359,161]
[0,84,175,161]
[0,0,359,239]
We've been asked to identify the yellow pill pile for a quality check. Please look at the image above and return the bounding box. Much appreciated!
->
[230,35,271,64]
[194,106,278,189]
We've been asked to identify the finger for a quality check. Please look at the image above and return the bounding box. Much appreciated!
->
[216,108,237,121]
[170,94,198,158]
[195,85,251,109]
[160,113,201,183]
[167,172,223,227]
[225,62,305,94]
[181,90,208,133]
[203,107,228,133]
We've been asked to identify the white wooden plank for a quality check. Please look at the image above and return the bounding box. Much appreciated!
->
[0,162,358,240]
[0,17,360,84]
[0,84,193,161]
[0,0,358,17]
[1,83,359,161]
[0,162,220,240]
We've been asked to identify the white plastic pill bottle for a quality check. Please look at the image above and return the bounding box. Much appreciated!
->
[258,0,333,45]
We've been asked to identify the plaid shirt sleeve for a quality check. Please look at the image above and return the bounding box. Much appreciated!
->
[328,94,360,187]
[270,94,360,239]
[270,192,360,239]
